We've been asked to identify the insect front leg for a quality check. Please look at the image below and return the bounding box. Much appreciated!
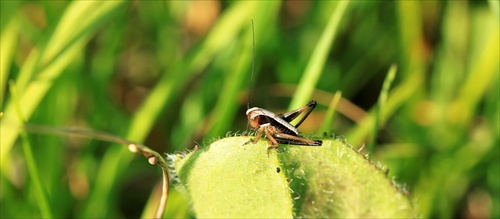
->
[243,126,264,146]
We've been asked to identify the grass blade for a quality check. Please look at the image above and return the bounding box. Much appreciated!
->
[0,1,125,166]
[8,81,53,218]
[321,90,342,134]
[0,18,19,108]
[289,1,349,110]
[367,64,397,153]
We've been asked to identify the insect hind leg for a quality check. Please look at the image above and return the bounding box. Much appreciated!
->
[273,133,322,146]
[280,100,318,128]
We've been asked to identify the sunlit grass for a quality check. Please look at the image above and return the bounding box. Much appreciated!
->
[1,1,498,218]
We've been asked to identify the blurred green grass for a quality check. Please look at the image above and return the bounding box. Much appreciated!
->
[0,1,498,218]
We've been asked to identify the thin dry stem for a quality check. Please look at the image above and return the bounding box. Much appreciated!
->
[21,124,169,218]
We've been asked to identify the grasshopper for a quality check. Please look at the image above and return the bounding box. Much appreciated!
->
[244,21,322,152]
[244,100,323,151]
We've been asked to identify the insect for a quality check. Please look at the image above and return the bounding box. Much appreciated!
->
[244,21,322,153]
[244,100,323,151]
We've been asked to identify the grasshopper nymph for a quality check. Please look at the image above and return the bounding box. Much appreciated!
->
[244,21,322,152]
[244,100,323,151]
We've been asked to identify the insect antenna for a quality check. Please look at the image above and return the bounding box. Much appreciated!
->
[245,20,256,134]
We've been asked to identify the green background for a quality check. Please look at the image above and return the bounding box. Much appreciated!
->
[1,1,498,218]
